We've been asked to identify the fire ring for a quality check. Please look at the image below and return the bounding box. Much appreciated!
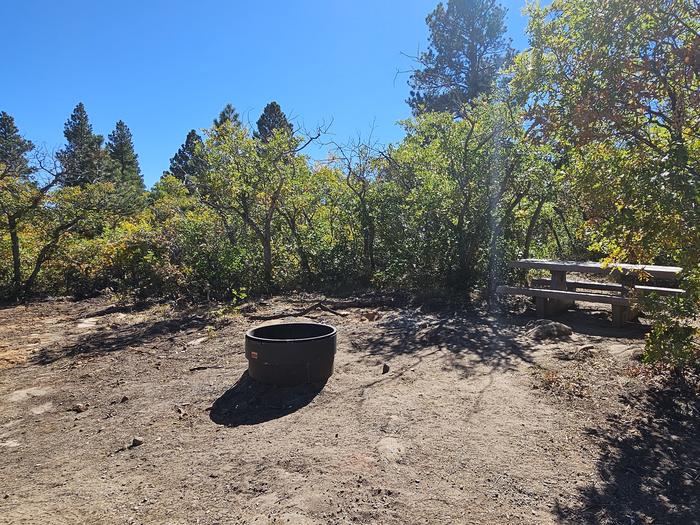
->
[244,323,337,386]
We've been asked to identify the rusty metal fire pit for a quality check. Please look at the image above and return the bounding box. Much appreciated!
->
[244,322,337,386]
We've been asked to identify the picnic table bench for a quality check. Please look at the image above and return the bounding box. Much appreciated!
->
[497,259,685,327]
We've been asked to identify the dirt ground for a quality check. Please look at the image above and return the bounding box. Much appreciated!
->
[0,295,698,525]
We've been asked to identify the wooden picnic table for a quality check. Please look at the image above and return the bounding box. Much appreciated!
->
[508,259,683,281]
[500,259,684,327]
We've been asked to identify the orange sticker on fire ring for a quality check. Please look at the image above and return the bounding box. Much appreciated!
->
[250,351,258,359]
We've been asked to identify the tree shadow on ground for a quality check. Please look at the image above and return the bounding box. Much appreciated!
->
[555,381,700,524]
[349,308,536,376]
[346,302,651,380]
[500,296,650,340]
[31,312,211,365]
[210,371,326,427]
[87,301,155,318]
[552,306,650,340]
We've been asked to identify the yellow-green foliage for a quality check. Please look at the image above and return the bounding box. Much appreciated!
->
[1,0,697,371]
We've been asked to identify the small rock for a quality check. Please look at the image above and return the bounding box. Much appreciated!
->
[527,321,572,340]
[130,436,144,448]
[382,363,390,374]
[609,343,640,360]
[578,345,595,352]
[70,403,88,413]
[120,396,129,403]
[630,348,645,362]
[362,310,382,322]
[377,437,406,462]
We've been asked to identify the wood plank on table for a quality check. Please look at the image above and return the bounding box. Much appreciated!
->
[496,285,632,306]
[633,285,686,296]
[509,259,682,280]
[530,278,624,292]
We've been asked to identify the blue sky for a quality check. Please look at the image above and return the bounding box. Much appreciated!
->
[2,1,531,187]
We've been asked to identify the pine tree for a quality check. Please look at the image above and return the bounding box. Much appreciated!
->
[168,130,207,190]
[255,102,293,143]
[0,111,34,181]
[213,103,241,128]
[56,103,106,186]
[0,111,36,293]
[408,0,512,115]
[106,120,145,191]
[106,120,144,192]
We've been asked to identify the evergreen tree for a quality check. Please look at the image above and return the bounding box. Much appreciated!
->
[254,101,293,143]
[213,103,241,128]
[0,111,34,181]
[168,130,207,190]
[0,111,36,293]
[106,120,144,192]
[408,0,512,115]
[56,103,106,186]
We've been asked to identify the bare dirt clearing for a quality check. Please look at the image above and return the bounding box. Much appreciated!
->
[0,296,697,524]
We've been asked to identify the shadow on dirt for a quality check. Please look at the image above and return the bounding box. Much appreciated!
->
[88,301,155,318]
[349,308,536,375]
[210,371,326,427]
[554,381,700,524]
[31,313,211,365]
[551,307,650,340]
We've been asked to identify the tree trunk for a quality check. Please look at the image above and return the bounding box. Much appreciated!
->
[22,218,80,297]
[547,219,563,254]
[7,215,21,296]
[284,212,312,284]
[522,198,546,259]
[553,207,575,248]
[218,212,238,248]
[23,240,58,296]
[359,201,375,282]
[486,191,528,306]
[365,221,375,279]
[454,200,472,280]
[262,224,273,287]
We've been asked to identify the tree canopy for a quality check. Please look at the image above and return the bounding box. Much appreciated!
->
[106,120,144,192]
[408,0,512,115]
[56,103,106,187]
[213,103,241,128]
[167,129,207,190]
[255,101,293,143]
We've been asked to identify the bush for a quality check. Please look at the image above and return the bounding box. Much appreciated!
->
[641,268,700,376]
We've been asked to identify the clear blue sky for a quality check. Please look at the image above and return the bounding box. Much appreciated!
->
[2,1,530,187]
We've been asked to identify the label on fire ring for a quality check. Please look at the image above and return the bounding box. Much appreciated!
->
[250,351,258,359]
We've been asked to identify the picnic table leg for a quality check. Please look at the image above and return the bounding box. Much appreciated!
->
[548,270,574,315]
[536,296,547,318]
[612,305,628,328]
[614,274,637,327]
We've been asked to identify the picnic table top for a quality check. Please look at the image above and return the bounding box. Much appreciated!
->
[508,259,683,280]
